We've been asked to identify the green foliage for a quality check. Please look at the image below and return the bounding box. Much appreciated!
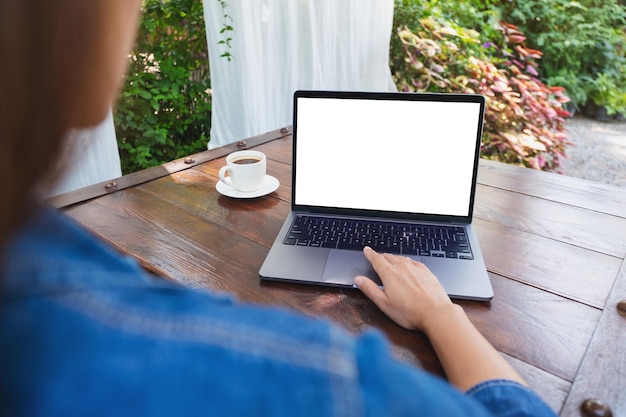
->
[392,0,571,171]
[114,0,211,174]
[391,0,501,78]
[590,70,626,115]
[498,0,626,114]
[215,0,234,61]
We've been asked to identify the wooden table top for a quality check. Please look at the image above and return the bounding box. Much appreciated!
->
[53,127,626,417]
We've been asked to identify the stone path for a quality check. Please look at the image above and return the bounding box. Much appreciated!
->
[560,116,626,188]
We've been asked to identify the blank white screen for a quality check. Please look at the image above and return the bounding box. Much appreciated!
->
[294,96,481,217]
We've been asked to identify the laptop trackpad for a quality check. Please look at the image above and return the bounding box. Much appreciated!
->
[322,250,383,286]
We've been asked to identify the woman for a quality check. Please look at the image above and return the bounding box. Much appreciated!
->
[0,1,556,416]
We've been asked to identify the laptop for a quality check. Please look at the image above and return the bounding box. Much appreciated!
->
[259,90,493,301]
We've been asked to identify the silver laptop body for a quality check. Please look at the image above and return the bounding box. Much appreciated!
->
[259,90,493,301]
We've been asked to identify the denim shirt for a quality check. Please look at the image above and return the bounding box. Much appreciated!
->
[0,207,557,417]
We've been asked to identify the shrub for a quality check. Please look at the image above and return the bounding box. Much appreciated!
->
[393,8,570,171]
[474,22,571,170]
[114,0,211,174]
[498,0,626,115]
[391,0,501,80]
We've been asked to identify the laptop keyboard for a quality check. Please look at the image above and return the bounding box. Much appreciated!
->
[283,215,473,259]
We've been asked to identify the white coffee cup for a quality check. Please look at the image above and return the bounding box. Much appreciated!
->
[218,150,266,192]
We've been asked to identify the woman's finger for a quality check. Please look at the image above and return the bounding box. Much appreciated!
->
[354,275,387,306]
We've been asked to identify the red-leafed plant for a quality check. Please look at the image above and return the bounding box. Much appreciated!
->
[395,19,571,171]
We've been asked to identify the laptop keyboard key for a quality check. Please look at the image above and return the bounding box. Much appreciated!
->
[401,247,418,255]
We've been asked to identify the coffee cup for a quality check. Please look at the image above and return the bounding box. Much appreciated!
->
[218,150,266,192]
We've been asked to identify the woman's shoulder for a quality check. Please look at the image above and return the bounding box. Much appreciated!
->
[1,206,156,297]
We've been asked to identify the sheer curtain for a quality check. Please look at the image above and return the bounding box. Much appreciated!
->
[202,0,396,148]
[47,109,122,197]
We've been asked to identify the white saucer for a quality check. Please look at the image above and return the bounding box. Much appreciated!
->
[216,175,280,199]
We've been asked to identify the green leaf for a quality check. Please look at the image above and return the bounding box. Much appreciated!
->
[139,90,152,100]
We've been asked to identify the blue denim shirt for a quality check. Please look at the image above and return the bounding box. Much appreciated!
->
[0,207,557,417]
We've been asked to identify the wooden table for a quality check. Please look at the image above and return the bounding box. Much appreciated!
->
[51,127,626,417]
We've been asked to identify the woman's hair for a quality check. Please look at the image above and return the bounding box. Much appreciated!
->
[0,1,128,248]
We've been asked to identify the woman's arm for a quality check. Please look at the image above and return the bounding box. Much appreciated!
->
[354,246,525,392]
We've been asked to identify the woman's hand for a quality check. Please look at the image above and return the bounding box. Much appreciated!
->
[353,246,455,331]
[355,246,528,390]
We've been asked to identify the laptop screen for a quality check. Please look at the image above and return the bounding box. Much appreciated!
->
[293,92,484,220]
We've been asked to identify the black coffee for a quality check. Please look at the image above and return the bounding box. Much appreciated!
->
[232,157,262,165]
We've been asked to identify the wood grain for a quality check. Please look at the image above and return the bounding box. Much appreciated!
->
[559,259,626,417]
[137,169,290,248]
[475,218,622,309]
[460,274,600,381]
[475,184,626,257]
[478,159,626,217]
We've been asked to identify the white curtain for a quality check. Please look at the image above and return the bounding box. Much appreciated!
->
[48,109,122,197]
[202,0,397,148]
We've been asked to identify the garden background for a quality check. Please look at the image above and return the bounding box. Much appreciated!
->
[114,0,626,175]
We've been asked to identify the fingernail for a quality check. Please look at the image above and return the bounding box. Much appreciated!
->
[354,276,363,287]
